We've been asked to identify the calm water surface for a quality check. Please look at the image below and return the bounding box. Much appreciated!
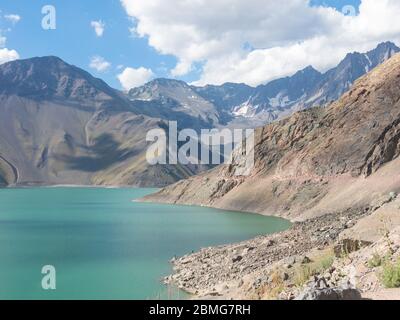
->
[0,187,290,299]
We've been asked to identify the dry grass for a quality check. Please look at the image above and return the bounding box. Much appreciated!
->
[294,250,335,287]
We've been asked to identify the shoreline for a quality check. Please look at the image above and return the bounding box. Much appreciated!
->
[160,192,400,300]
[1,184,159,190]
[163,206,369,299]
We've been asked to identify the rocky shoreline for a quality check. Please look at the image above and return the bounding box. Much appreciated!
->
[148,55,400,300]
[164,193,400,300]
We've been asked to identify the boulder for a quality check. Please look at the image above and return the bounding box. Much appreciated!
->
[295,287,362,300]
[334,239,372,258]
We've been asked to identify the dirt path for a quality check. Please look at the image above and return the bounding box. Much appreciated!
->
[0,155,19,184]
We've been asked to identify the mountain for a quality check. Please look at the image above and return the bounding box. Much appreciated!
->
[0,57,203,187]
[129,42,399,127]
[128,78,221,129]
[227,41,400,123]
[0,42,397,188]
[0,56,124,102]
[241,65,323,121]
[192,82,255,124]
[143,52,400,222]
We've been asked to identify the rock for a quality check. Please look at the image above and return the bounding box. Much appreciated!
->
[232,255,243,263]
[370,193,398,210]
[180,257,192,265]
[295,287,362,300]
[263,239,275,247]
[284,256,296,265]
[334,239,372,258]
[315,277,329,289]
[389,192,398,200]
[282,273,289,281]
[323,273,331,280]
[345,220,355,229]
[242,247,255,255]
[301,256,312,264]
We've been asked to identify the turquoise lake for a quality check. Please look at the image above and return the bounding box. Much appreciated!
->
[0,187,290,300]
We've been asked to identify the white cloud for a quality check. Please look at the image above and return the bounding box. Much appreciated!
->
[0,36,6,48]
[121,0,400,86]
[0,15,20,64]
[89,56,111,72]
[117,67,154,90]
[4,14,21,24]
[91,20,105,37]
[0,48,19,65]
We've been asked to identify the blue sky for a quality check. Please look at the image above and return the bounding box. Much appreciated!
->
[0,0,177,88]
[0,0,390,90]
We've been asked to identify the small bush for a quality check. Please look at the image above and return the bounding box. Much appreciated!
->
[261,270,285,299]
[368,253,383,268]
[381,260,400,288]
[294,265,314,287]
[319,254,334,272]
[294,251,335,287]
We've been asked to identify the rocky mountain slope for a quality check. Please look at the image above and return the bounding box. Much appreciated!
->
[0,56,201,187]
[239,41,400,123]
[144,52,400,222]
[144,51,400,301]
[132,42,399,128]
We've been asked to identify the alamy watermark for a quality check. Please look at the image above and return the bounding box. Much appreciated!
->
[342,5,357,16]
[146,122,255,176]
[41,5,56,30]
[41,265,56,290]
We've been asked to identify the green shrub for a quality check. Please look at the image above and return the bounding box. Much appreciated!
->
[294,265,314,287]
[294,251,334,287]
[381,260,400,288]
[318,254,334,272]
[368,253,383,268]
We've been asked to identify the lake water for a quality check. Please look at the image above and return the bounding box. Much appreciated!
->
[0,187,290,300]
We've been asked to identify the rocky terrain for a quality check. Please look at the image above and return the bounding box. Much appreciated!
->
[146,53,400,299]
[163,185,400,300]
[145,52,400,221]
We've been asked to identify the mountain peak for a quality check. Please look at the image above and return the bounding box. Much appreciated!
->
[297,65,321,76]
[366,41,400,66]
[145,78,188,87]
[0,56,117,100]
[374,41,399,51]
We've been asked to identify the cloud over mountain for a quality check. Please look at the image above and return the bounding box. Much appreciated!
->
[89,56,111,72]
[117,66,154,90]
[121,0,400,86]
[0,48,19,65]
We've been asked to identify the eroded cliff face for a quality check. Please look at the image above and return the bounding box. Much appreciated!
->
[144,53,400,221]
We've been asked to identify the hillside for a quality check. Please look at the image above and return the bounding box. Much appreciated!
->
[0,57,201,187]
[144,52,400,222]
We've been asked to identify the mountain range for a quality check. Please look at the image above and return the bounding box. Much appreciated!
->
[0,57,204,187]
[132,41,400,128]
[0,42,398,187]
[144,49,400,222]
